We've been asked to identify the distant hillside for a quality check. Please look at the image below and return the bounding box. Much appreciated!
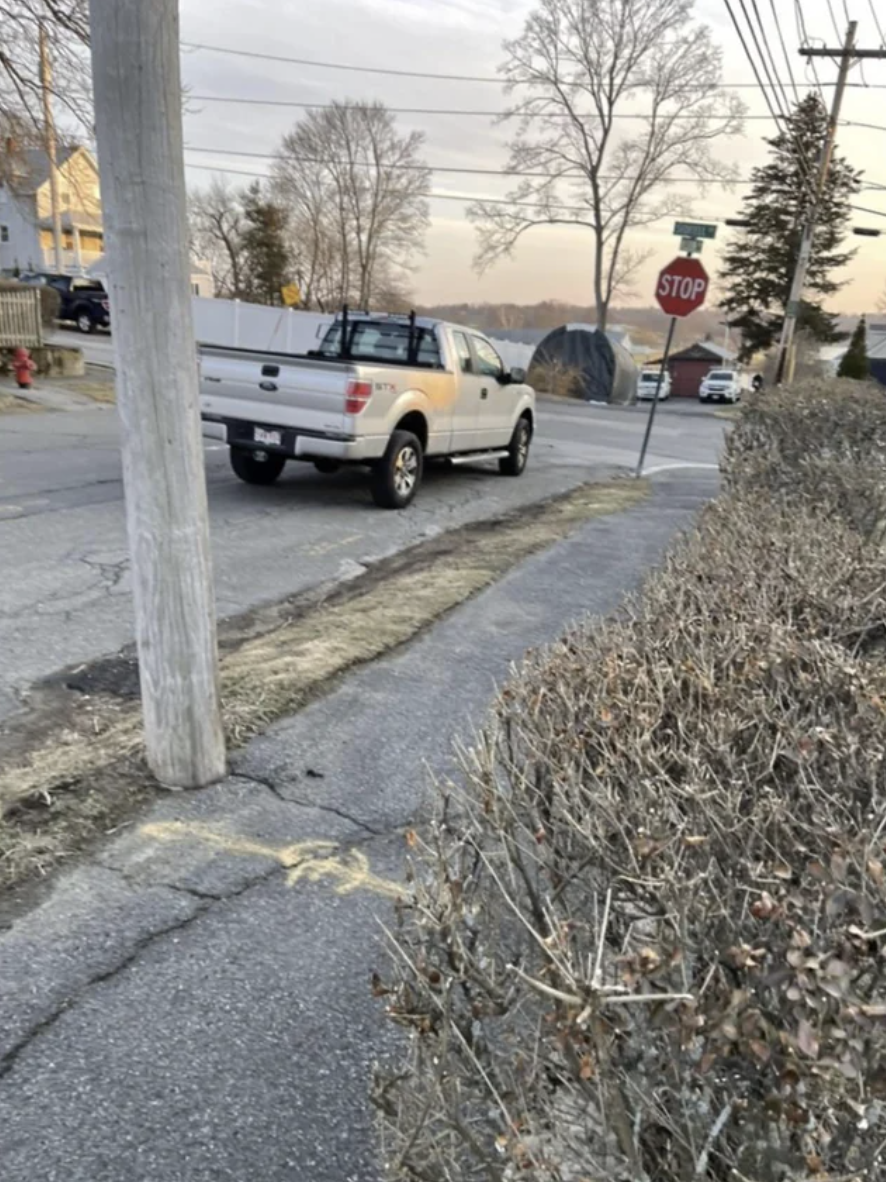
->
[416,301,728,351]
[416,302,882,357]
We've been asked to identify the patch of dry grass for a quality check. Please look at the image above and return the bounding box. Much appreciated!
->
[0,390,42,415]
[0,478,647,893]
[66,378,116,404]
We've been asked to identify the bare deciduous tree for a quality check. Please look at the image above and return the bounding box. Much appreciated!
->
[0,0,91,143]
[272,101,430,310]
[189,177,248,299]
[469,0,744,331]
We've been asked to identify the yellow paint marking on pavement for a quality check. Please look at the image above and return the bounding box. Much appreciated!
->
[141,820,402,899]
[306,533,363,557]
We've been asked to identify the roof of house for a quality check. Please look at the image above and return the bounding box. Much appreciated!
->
[663,340,737,364]
[13,145,82,191]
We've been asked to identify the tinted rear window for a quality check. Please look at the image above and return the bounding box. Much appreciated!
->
[707,370,736,381]
[640,371,662,382]
[319,321,441,367]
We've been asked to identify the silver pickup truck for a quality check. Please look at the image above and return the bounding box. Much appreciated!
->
[200,311,536,509]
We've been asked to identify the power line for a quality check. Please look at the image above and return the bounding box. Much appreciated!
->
[723,0,819,199]
[183,160,606,212]
[184,144,886,191]
[743,0,796,120]
[185,161,886,223]
[869,0,886,46]
[826,0,843,41]
[768,0,801,103]
[183,143,759,182]
[180,38,882,88]
[181,40,508,83]
[187,95,781,121]
[794,0,828,103]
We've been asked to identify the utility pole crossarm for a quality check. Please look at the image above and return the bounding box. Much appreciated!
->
[801,47,886,58]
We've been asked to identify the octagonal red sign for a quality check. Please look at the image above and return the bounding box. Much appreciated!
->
[655,256,709,318]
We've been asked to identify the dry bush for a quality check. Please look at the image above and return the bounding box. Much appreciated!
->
[375,396,886,1181]
[723,381,886,543]
[528,358,584,400]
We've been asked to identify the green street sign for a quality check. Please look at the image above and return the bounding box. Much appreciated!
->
[674,221,718,240]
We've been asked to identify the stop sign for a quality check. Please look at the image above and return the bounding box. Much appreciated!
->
[655,256,709,318]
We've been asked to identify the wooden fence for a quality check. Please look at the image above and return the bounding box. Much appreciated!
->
[0,288,43,349]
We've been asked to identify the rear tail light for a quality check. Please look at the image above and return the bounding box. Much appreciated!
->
[345,379,373,415]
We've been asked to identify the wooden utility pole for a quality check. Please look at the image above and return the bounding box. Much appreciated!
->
[88,0,226,788]
[774,22,886,384]
[39,23,64,273]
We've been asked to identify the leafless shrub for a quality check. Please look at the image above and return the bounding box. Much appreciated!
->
[527,358,584,400]
[375,412,886,1180]
[723,380,886,543]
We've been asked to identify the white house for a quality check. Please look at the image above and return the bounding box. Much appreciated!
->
[0,143,104,275]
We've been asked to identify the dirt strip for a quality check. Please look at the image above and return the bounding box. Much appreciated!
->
[0,477,646,895]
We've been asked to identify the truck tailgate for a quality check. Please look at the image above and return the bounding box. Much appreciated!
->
[200,347,349,437]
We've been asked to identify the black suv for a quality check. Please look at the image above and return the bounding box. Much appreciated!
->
[18,272,111,334]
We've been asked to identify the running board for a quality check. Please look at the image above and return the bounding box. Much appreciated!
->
[449,449,509,465]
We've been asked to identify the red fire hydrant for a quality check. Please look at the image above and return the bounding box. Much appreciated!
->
[12,347,36,390]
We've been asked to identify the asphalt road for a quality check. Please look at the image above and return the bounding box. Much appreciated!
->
[0,382,723,721]
[0,470,718,1182]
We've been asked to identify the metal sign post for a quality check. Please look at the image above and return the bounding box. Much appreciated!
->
[635,316,677,478]
[635,244,712,478]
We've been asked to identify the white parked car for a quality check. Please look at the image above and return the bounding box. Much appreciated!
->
[699,368,743,404]
[637,368,671,401]
[199,311,536,509]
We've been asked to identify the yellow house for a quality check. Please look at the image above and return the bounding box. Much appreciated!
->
[0,143,104,274]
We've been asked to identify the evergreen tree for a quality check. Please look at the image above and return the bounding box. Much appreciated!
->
[240,182,292,305]
[838,316,870,380]
[720,94,861,361]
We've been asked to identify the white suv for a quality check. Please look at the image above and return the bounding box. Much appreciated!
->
[699,369,743,404]
[637,368,671,401]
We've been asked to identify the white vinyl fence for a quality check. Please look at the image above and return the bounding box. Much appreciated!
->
[192,297,331,354]
[190,297,538,374]
[0,289,43,348]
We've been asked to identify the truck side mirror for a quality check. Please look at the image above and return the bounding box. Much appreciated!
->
[508,366,526,385]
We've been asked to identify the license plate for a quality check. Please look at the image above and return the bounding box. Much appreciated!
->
[254,427,282,446]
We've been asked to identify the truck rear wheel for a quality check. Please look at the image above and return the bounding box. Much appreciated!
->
[76,310,95,334]
[499,415,532,476]
[371,430,423,509]
[230,447,286,485]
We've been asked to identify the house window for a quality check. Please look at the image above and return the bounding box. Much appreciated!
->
[0,225,8,243]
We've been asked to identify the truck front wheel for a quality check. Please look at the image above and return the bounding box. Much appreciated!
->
[499,415,532,476]
[230,447,286,486]
[371,430,423,509]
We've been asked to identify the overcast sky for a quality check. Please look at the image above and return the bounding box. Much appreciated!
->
[178,0,886,312]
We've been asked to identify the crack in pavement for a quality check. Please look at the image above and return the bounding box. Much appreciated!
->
[233,771,383,837]
[0,898,211,1082]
